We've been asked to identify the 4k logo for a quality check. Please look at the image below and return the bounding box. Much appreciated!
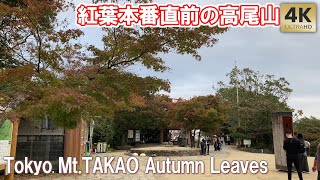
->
[281,3,317,32]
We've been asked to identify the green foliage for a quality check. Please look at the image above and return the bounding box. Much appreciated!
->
[0,0,229,137]
[93,117,115,144]
[0,0,23,68]
[88,26,227,72]
[216,67,293,149]
[294,117,320,156]
[0,0,227,128]
[102,95,170,147]
[0,0,84,126]
[174,95,227,134]
[114,95,169,130]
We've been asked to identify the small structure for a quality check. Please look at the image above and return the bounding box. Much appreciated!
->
[272,112,293,171]
[16,119,89,170]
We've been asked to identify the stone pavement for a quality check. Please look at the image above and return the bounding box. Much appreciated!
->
[13,145,318,180]
[14,145,226,180]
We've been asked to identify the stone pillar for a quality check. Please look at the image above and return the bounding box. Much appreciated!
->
[272,112,293,171]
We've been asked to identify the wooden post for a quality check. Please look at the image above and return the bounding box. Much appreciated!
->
[64,127,79,168]
[64,121,86,170]
[0,164,5,171]
[4,120,19,180]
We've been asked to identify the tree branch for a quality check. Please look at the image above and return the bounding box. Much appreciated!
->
[107,52,147,69]
[107,28,118,69]
[23,11,42,73]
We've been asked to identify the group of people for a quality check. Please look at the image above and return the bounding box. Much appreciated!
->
[200,135,225,155]
[283,129,320,180]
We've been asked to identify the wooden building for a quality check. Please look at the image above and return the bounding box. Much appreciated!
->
[16,119,88,170]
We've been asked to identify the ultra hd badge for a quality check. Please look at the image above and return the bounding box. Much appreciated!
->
[280,3,317,32]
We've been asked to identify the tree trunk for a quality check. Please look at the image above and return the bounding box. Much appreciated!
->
[160,128,164,144]
[189,130,193,148]
[133,128,136,147]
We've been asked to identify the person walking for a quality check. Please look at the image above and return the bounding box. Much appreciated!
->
[206,136,211,155]
[220,135,224,145]
[217,135,221,151]
[305,140,311,156]
[312,143,320,180]
[200,139,206,156]
[213,135,218,151]
[297,134,309,173]
[283,129,303,180]
[226,135,231,145]
[219,136,224,150]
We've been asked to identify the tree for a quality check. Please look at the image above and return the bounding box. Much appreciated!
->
[215,67,292,149]
[174,95,227,147]
[0,0,25,68]
[0,0,228,129]
[115,95,169,130]
[294,116,320,156]
[0,0,85,126]
[93,116,115,144]
[88,26,227,72]
[110,95,171,146]
[190,95,228,134]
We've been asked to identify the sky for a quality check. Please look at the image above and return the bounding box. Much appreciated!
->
[65,0,320,117]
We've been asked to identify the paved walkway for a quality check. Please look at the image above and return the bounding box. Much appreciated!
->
[13,145,318,180]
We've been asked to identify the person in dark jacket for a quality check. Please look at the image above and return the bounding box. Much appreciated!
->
[216,136,221,151]
[297,134,309,173]
[283,129,303,180]
[200,139,206,156]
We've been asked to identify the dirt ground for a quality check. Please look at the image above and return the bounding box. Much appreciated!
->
[10,145,318,180]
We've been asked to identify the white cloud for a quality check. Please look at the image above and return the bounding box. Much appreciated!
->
[67,0,320,117]
[289,96,320,117]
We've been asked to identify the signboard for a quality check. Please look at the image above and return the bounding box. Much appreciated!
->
[128,130,133,138]
[135,130,140,142]
[243,139,251,147]
[0,120,13,165]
